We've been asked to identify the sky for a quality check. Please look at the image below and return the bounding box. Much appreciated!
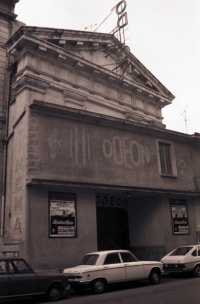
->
[15,0,200,135]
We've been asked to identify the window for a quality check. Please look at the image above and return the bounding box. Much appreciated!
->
[8,260,33,274]
[104,253,121,265]
[159,143,172,175]
[79,254,99,266]
[0,261,7,274]
[120,252,137,262]
[192,247,200,257]
[170,247,192,256]
[156,140,177,177]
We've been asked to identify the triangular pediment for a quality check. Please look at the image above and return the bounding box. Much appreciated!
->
[12,26,173,102]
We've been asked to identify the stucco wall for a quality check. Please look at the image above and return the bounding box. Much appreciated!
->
[27,110,198,192]
[128,195,198,260]
[27,187,97,270]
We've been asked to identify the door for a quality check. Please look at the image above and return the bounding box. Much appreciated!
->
[0,260,9,297]
[8,260,38,296]
[103,253,126,283]
[120,251,145,280]
[97,207,130,250]
[124,262,145,280]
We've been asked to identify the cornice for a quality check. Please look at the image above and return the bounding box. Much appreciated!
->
[29,100,199,145]
[0,8,17,21]
[26,178,200,196]
[7,31,173,107]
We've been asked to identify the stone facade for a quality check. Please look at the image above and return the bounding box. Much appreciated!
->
[0,0,24,241]
[0,1,200,269]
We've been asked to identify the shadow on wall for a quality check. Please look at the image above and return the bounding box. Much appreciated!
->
[131,246,166,261]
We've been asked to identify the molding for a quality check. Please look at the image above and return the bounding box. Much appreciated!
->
[63,88,86,107]
[26,178,200,196]
[12,74,49,95]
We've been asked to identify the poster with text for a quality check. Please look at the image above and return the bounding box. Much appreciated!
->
[49,193,76,237]
[170,200,189,235]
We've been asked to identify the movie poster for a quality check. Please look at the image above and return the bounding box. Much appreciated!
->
[170,200,189,235]
[49,193,76,237]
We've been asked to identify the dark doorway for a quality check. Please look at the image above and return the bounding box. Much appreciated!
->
[96,207,130,250]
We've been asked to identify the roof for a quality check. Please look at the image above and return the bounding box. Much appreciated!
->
[6,25,175,107]
[84,249,130,255]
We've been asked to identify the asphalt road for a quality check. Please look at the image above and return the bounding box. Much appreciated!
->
[2,274,200,304]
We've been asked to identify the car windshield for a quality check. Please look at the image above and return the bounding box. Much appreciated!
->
[79,254,99,265]
[169,246,193,256]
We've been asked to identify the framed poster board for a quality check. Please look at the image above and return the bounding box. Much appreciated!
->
[170,200,189,235]
[49,192,77,238]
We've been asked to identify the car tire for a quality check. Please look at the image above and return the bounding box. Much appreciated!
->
[91,279,106,294]
[149,269,161,285]
[193,265,200,277]
[47,284,63,301]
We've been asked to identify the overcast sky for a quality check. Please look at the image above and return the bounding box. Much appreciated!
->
[15,0,200,135]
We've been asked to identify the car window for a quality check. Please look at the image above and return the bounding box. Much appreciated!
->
[192,248,200,257]
[79,254,99,265]
[9,260,32,274]
[104,253,121,265]
[0,261,7,274]
[169,247,193,256]
[120,252,138,262]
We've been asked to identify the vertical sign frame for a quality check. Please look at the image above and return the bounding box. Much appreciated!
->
[170,199,190,235]
[49,192,77,238]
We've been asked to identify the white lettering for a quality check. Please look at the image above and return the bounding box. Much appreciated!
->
[102,137,150,168]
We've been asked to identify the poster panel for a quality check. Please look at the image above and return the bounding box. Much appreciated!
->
[49,193,76,238]
[170,200,189,235]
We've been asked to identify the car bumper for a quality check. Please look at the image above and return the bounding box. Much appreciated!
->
[163,264,192,273]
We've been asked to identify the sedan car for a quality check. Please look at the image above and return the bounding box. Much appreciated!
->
[63,249,163,294]
[0,258,68,301]
[161,245,200,277]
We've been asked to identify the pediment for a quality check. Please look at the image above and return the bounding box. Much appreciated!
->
[7,26,174,103]
[27,27,174,101]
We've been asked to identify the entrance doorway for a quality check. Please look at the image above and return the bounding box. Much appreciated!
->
[96,207,130,251]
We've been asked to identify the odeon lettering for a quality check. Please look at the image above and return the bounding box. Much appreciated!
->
[102,136,150,168]
[116,0,128,30]
[96,195,128,208]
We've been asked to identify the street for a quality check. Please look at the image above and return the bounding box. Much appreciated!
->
[2,274,200,304]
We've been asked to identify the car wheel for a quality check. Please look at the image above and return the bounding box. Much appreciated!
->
[149,269,161,285]
[193,265,200,277]
[91,279,106,294]
[47,284,63,301]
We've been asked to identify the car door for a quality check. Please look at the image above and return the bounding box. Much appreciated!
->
[0,260,9,297]
[103,253,126,283]
[8,259,38,296]
[120,252,145,280]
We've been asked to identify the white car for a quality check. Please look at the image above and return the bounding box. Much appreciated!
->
[161,245,200,277]
[63,250,163,293]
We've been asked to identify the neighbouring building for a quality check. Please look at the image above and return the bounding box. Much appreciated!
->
[0,0,200,270]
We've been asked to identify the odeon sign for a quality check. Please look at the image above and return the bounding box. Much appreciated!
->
[96,194,128,208]
[116,0,128,30]
[102,136,150,168]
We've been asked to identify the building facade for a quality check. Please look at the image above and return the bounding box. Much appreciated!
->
[0,1,200,270]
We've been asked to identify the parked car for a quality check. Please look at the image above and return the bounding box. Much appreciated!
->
[0,258,68,301]
[63,249,163,294]
[161,245,200,277]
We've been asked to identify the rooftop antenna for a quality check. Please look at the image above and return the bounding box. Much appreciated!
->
[181,105,188,134]
[84,23,97,31]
